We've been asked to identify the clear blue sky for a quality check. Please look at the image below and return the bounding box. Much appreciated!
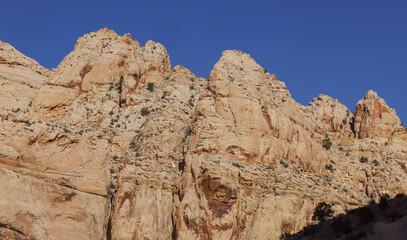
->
[1,0,406,122]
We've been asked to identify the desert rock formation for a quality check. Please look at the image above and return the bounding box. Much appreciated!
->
[0,28,406,240]
[354,90,401,140]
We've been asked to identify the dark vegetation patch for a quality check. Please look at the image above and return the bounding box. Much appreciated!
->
[322,138,332,150]
[281,194,407,240]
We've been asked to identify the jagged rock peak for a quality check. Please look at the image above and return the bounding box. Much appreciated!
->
[49,28,171,91]
[1,29,407,240]
[309,94,344,107]
[0,40,49,76]
[72,28,169,59]
[307,94,354,139]
[364,89,379,99]
[74,28,140,49]
[354,90,401,139]
[209,49,287,99]
[211,50,272,78]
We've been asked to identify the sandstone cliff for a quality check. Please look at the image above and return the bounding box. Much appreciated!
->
[0,28,406,240]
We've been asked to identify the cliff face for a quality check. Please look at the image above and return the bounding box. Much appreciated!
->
[0,29,406,240]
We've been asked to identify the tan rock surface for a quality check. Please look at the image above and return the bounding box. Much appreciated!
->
[0,168,109,240]
[354,90,401,140]
[306,94,354,140]
[0,28,406,239]
[191,50,329,172]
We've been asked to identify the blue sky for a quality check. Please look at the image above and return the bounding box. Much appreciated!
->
[1,0,406,122]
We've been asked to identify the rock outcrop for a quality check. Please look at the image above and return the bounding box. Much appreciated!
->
[354,90,401,140]
[0,28,406,240]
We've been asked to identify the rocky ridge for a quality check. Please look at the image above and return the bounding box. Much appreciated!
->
[0,28,406,240]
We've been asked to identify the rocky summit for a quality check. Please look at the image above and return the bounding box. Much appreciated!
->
[0,28,406,240]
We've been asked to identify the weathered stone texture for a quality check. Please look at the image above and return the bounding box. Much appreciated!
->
[0,28,406,240]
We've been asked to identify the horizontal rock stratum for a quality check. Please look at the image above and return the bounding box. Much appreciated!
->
[0,28,406,240]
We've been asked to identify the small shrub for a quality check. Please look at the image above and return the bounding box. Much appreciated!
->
[325,164,334,173]
[322,138,332,150]
[379,194,390,209]
[312,202,334,222]
[188,99,194,107]
[359,156,369,163]
[266,166,274,170]
[232,162,242,168]
[279,233,290,240]
[372,160,379,166]
[190,85,194,90]
[280,160,289,168]
[147,82,155,92]
[109,110,114,116]
[140,107,149,116]
[185,125,191,136]
[129,142,141,154]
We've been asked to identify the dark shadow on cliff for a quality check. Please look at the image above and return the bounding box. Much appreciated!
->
[281,194,407,240]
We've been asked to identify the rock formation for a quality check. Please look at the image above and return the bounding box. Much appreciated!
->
[354,90,401,140]
[0,28,406,240]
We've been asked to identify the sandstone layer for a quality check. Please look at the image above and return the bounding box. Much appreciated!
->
[0,29,406,240]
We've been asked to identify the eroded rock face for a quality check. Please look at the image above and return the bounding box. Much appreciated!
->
[191,50,329,172]
[306,94,354,140]
[0,28,406,240]
[354,90,401,140]
[0,227,30,240]
[0,168,109,240]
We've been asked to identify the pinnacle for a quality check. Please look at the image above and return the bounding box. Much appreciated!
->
[85,28,120,38]
[364,90,379,99]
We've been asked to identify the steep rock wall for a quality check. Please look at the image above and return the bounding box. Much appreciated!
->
[0,28,406,240]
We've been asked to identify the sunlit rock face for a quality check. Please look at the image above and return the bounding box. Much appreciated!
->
[354,90,401,140]
[0,28,406,240]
